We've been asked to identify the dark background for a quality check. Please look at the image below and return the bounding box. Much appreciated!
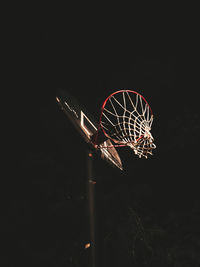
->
[5,23,200,266]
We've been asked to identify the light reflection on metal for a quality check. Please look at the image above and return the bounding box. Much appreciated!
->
[81,111,97,138]
[64,101,79,118]
[89,180,96,184]
[85,243,91,249]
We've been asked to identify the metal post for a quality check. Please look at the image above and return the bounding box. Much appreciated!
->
[87,150,97,267]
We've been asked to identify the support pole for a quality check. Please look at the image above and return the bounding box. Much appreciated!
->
[87,150,97,267]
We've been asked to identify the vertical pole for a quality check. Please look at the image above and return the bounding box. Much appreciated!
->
[87,150,97,267]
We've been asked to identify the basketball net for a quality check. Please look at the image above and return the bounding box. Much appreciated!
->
[95,90,156,158]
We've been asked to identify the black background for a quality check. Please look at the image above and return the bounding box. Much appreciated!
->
[5,21,200,266]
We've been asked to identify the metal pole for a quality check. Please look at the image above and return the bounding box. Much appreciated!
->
[87,150,97,267]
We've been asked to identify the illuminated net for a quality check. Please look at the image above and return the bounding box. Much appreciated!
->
[99,90,156,158]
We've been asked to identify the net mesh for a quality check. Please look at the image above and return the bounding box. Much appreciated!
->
[99,90,156,158]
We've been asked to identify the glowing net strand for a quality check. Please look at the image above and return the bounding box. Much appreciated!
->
[108,101,125,142]
[103,106,147,136]
[107,99,145,126]
[105,94,146,121]
[109,98,125,140]
[103,108,144,132]
[102,123,126,142]
[103,113,147,140]
[99,91,156,158]
[122,92,129,142]
[107,98,130,142]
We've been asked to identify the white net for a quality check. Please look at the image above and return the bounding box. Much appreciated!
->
[100,90,156,158]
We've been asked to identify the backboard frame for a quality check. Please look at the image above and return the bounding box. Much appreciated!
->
[56,89,123,170]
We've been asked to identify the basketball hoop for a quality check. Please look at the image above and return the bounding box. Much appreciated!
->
[94,90,156,158]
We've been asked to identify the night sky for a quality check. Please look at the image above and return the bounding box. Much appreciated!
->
[6,25,200,266]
